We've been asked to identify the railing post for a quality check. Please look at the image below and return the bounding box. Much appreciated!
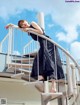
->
[66,55,73,95]
[23,40,33,54]
[71,64,77,95]
[58,82,67,105]
[6,27,13,64]
[0,43,2,53]
[0,33,9,53]
[38,12,50,105]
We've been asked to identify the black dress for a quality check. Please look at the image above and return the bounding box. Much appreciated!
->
[29,25,65,81]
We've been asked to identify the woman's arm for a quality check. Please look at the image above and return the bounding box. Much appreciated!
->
[22,27,44,35]
[30,21,44,34]
[22,21,43,34]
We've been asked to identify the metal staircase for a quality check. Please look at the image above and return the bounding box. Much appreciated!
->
[0,24,80,105]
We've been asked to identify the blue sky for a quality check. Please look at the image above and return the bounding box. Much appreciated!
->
[0,0,80,60]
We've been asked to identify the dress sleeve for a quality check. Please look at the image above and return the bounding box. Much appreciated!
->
[28,26,45,41]
[28,32,37,41]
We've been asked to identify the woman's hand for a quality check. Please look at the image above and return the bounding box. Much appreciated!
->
[5,24,14,29]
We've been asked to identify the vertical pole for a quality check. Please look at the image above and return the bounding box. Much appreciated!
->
[0,34,9,53]
[37,12,45,30]
[37,12,50,105]
[66,55,73,95]
[58,82,67,105]
[71,64,77,105]
[0,43,2,53]
[71,64,77,95]
[6,27,13,64]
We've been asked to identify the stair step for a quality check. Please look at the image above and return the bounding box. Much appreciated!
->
[21,75,36,82]
[12,58,34,64]
[8,63,32,69]
[35,81,44,92]
[52,79,80,86]
[41,92,63,102]
[11,73,24,79]
[12,58,34,60]
[24,52,37,57]
[16,68,31,73]
[0,72,13,78]
[6,66,31,74]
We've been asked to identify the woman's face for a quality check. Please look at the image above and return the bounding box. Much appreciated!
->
[21,21,29,28]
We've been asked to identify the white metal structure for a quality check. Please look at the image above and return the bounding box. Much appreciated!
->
[0,24,80,105]
[0,13,80,105]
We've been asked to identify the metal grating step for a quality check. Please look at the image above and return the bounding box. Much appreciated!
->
[7,63,32,71]
[11,72,24,79]
[41,92,63,101]
[12,58,34,64]
[24,52,37,57]
[0,72,13,78]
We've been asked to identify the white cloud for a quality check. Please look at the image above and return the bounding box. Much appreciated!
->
[51,1,80,43]
[0,7,8,20]
[70,41,80,60]
[0,0,80,43]
[48,24,54,28]
[56,26,78,43]
[13,51,20,55]
[56,32,66,41]
[0,1,23,20]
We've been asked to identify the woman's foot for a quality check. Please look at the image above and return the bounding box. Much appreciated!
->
[38,75,44,81]
[50,79,57,93]
[50,87,57,93]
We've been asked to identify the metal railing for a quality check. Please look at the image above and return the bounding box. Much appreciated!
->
[0,33,9,53]
[23,39,39,55]
[0,24,80,105]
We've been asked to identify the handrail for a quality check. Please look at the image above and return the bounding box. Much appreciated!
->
[24,40,33,49]
[0,33,9,44]
[6,24,80,70]
[27,31,80,105]
[23,40,39,54]
[5,24,80,105]
[23,40,33,54]
[0,33,9,52]
[27,31,80,71]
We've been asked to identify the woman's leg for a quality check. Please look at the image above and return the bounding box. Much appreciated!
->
[50,79,56,92]
[38,75,44,80]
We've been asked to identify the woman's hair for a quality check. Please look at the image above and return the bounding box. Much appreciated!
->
[18,20,25,28]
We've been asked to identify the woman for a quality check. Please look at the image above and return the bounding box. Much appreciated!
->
[6,20,65,92]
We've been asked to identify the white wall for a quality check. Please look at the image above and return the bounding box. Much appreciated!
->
[0,78,58,105]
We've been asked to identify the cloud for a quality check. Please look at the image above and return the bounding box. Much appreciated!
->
[13,51,20,55]
[56,26,78,43]
[70,41,80,60]
[1,0,80,61]
[0,0,80,43]
[0,7,8,20]
[0,0,24,20]
[48,24,54,28]
[56,32,66,41]
[52,1,80,43]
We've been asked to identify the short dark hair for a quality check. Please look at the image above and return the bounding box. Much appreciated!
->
[18,20,25,28]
